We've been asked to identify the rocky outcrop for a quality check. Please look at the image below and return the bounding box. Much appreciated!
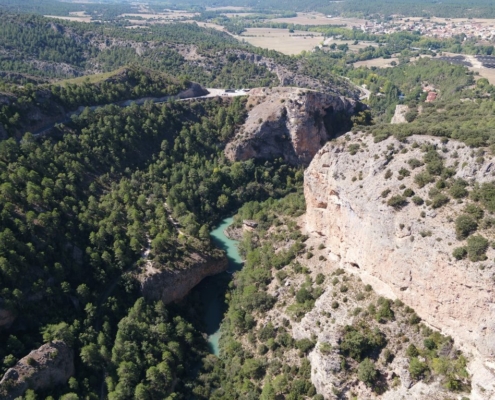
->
[225,87,357,166]
[391,104,410,124]
[0,341,74,399]
[139,252,228,304]
[230,50,359,98]
[304,133,495,399]
[177,82,208,99]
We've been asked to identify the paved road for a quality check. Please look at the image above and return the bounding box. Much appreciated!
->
[33,88,249,137]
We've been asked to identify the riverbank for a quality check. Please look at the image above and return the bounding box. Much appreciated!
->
[196,217,244,355]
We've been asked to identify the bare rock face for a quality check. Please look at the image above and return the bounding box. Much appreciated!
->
[225,87,357,166]
[391,105,410,124]
[139,252,228,304]
[177,82,208,99]
[0,341,74,399]
[304,133,495,399]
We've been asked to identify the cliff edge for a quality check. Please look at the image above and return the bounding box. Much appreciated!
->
[304,132,495,399]
[225,87,357,166]
[0,341,74,400]
[138,251,228,304]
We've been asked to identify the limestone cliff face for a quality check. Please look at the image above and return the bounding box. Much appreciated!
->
[304,133,495,398]
[391,104,410,124]
[0,341,74,400]
[225,87,357,166]
[139,252,228,304]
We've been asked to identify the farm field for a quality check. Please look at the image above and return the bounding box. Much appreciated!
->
[270,12,366,27]
[323,38,380,51]
[353,57,400,68]
[45,13,92,22]
[235,28,323,55]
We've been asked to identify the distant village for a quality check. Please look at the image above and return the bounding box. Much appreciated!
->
[361,18,495,41]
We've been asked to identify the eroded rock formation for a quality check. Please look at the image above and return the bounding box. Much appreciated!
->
[304,133,495,399]
[139,252,228,304]
[225,87,357,166]
[0,341,74,400]
[391,104,410,124]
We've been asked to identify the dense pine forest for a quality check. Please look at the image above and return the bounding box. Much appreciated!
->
[0,1,495,399]
[5,0,495,19]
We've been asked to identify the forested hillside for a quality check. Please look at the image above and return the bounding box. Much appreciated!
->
[173,0,495,18]
[0,90,306,398]
[1,1,494,398]
[0,12,357,98]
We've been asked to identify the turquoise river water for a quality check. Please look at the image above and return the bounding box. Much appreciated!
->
[196,217,243,355]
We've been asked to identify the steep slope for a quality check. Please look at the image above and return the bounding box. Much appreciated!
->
[225,87,358,166]
[0,67,202,139]
[0,341,74,400]
[304,132,495,398]
[139,251,228,304]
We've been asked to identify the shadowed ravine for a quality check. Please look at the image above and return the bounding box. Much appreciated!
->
[196,217,243,355]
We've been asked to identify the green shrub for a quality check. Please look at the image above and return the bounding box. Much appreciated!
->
[296,288,313,304]
[348,143,360,155]
[464,204,484,220]
[435,179,446,189]
[387,195,407,210]
[276,270,288,283]
[295,338,315,353]
[403,188,415,197]
[455,214,478,240]
[467,235,489,262]
[382,348,393,364]
[381,188,391,198]
[431,194,449,209]
[399,167,411,177]
[474,182,495,212]
[426,160,444,176]
[423,338,436,350]
[408,313,421,325]
[406,344,419,358]
[452,247,467,260]
[375,299,394,323]
[339,323,386,361]
[409,357,429,380]
[358,358,378,386]
[404,110,418,123]
[315,273,325,285]
[412,195,424,205]
[408,158,424,169]
[450,180,469,199]
[414,172,434,188]
[320,342,332,355]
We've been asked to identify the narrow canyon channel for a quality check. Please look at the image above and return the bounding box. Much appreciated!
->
[196,217,243,355]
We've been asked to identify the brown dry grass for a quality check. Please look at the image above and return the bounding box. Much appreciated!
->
[353,57,400,68]
[236,28,323,55]
[270,12,366,27]
[44,15,92,23]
